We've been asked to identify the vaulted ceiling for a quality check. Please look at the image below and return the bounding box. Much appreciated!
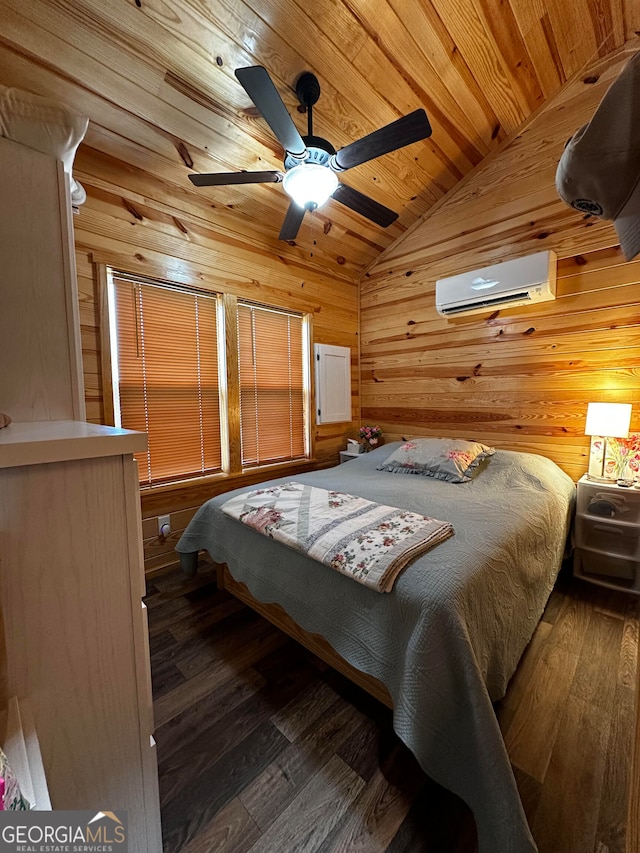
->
[0,0,637,272]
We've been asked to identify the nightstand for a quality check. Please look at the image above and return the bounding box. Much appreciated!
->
[339,450,361,464]
[573,475,640,595]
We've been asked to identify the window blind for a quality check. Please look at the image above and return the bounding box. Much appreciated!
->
[112,275,222,485]
[237,302,305,466]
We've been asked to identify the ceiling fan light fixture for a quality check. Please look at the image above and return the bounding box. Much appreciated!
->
[282,163,338,210]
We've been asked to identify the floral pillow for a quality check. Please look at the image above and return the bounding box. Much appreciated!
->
[377,438,495,483]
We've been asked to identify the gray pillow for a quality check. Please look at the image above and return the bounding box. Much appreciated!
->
[377,438,495,483]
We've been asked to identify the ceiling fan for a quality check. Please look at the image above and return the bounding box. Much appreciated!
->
[189,66,432,241]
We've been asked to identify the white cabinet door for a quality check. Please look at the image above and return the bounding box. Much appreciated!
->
[314,343,351,424]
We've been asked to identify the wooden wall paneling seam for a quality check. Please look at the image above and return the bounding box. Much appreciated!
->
[360,398,637,420]
[92,251,358,323]
[74,211,350,291]
[360,371,639,397]
[360,339,640,371]
[427,0,531,128]
[376,193,613,274]
[360,295,640,341]
[471,0,546,111]
[543,0,600,75]
[361,286,640,337]
[506,1,565,97]
[317,0,500,152]
[386,0,513,146]
[339,0,491,166]
[73,192,363,289]
[342,0,499,157]
[360,323,640,363]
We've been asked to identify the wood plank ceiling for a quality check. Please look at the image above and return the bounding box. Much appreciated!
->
[0,0,637,273]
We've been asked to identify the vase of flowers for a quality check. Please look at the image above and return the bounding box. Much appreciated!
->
[359,425,382,452]
[605,434,640,481]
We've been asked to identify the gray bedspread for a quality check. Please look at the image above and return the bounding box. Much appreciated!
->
[177,445,576,853]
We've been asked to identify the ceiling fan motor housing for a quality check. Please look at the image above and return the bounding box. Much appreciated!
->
[284,135,335,171]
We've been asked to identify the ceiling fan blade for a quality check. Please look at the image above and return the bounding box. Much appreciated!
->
[279,201,306,241]
[235,66,307,158]
[189,171,282,187]
[333,109,432,171]
[332,183,398,227]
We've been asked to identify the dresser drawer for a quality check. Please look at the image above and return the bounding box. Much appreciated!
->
[575,514,640,559]
[576,480,640,523]
[574,546,638,582]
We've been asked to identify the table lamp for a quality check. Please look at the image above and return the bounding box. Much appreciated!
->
[584,402,632,481]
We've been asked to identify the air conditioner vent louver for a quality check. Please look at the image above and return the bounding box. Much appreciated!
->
[436,251,557,318]
[440,291,531,316]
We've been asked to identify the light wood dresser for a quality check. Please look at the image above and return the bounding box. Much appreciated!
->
[0,421,162,850]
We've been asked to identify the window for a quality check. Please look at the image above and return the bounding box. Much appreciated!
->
[238,302,307,466]
[106,269,311,486]
[109,272,222,486]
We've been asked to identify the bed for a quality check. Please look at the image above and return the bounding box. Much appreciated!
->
[176,442,576,853]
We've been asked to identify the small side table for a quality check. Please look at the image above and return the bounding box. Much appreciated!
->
[339,450,361,464]
[573,474,640,594]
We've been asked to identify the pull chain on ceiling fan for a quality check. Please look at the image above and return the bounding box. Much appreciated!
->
[189,65,432,241]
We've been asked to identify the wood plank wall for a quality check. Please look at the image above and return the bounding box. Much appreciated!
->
[360,45,640,484]
[71,147,359,573]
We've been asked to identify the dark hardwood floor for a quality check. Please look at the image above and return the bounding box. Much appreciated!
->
[146,561,639,853]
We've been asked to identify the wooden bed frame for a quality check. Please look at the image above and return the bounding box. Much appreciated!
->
[180,553,392,708]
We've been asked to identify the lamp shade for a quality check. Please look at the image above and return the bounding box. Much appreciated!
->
[282,163,338,209]
[584,402,632,437]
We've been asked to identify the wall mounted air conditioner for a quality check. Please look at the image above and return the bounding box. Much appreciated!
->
[435,250,557,317]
